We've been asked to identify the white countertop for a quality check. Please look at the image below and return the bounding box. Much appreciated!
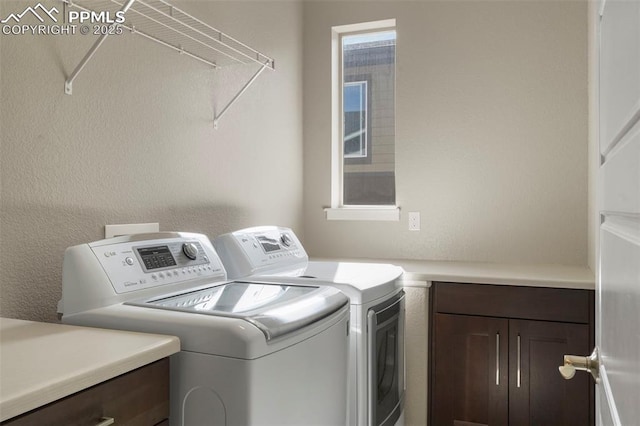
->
[311,258,595,290]
[0,318,180,422]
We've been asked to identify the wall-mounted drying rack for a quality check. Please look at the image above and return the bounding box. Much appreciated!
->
[61,0,275,128]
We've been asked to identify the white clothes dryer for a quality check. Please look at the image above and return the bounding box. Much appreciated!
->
[213,226,406,426]
[58,232,350,426]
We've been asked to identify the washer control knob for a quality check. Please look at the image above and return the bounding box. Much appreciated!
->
[280,233,292,247]
[125,257,134,266]
[182,243,198,260]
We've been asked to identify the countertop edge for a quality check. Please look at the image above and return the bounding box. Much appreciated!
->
[0,320,180,422]
[311,257,596,290]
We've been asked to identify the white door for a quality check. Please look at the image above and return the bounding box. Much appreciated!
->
[596,0,640,424]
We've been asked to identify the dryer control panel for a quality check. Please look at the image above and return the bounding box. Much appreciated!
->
[88,234,226,294]
[213,226,309,279]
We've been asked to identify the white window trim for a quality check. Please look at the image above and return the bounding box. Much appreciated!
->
[329,19,398,221]
[325,206,400,221]
[343,81,368,159]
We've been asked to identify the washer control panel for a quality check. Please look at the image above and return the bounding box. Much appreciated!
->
[91,235,226,294]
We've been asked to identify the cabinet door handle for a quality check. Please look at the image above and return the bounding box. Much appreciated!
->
[517,334,521,388]
[96,417,115,426]
[495,333,500,386]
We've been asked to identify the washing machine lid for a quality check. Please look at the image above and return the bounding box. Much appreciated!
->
[127,281,348,341]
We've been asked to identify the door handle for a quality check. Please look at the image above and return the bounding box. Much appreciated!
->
[517,334,521,388]
[558,347,600,383]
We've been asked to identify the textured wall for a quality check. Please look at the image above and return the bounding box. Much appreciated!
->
[0,0,304,322]
[302,1,588,265]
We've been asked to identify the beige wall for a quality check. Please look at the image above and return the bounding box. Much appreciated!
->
[303,1,589,265]
[0,3,591,424]
[0,0,304,322]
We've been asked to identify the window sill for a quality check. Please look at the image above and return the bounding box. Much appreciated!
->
[324,207,400,221]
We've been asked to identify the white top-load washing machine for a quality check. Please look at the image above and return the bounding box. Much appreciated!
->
[58,232,350,426]
[213,226,406,426]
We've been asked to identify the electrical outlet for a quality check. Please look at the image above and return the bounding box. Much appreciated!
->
[408,212,420,231]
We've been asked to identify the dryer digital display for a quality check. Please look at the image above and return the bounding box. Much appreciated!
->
[257,236,281,253]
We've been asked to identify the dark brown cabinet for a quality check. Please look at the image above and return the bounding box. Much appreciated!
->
[2,358,170,426]
[430,282,594,426]
[432,313,509,426]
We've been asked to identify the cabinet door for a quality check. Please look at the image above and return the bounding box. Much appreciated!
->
[2,359,169,426]
[432,313,509,426]
[509,320,591,426]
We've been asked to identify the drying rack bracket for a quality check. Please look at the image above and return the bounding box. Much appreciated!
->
[213,61,269,129]
[65,32,115,95]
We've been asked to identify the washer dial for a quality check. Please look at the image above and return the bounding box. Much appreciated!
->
[182,242,199,260]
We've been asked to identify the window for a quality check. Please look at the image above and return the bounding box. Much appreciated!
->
[327,20,398,221]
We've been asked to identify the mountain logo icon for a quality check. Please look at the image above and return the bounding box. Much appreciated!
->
[1,3,59,24]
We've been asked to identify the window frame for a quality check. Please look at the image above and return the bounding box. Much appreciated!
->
[326,19,399,221]
[343,80,369,160]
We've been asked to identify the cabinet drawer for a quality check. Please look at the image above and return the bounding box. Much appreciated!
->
[433,282,592,324]
[2,358,169,426]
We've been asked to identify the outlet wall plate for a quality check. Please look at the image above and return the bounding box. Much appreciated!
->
[408,212,420,231]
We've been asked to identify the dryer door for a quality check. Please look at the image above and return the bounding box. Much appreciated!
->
[367,290,406,426]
